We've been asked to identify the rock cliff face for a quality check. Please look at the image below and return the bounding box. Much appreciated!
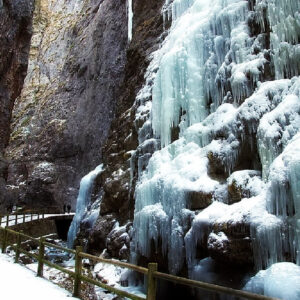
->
[0,0,34,211]
[4,0,127,210]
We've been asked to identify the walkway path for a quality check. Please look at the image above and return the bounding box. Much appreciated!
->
[0,213,75,227]
[0,253,77,300]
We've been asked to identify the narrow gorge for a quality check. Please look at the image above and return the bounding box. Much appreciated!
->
[1,0,300,299]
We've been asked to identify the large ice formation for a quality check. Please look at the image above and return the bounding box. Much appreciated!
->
[131,1,300,297]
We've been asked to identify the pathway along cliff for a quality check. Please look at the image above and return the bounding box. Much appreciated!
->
[1,0,300,299]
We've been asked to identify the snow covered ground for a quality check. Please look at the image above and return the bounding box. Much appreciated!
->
[0,253,77,300]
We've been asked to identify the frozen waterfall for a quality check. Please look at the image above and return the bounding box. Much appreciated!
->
[133,0,257,275]
[131,0,300,296]
[67,164,103,248]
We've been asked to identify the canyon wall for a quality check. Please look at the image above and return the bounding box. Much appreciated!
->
[0,0,34,211]
[3,0,128,211]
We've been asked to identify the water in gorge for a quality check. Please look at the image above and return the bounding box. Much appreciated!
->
[130,0,300,298]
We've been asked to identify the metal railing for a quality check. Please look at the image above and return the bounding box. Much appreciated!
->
[0,207,73,227]
[0,226,279,300]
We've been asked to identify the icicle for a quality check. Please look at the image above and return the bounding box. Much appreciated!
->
[128,0,133,42]
[151,0,258,147]
[250,214,285,270]
[257,77,300,179]
[255,0,300,79]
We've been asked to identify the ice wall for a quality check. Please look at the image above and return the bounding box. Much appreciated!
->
[255,0,300,79]
[255,0,300,179]
[152,0,254,147]
[131,0,300,296]
[133,0,259,274]
[251,132,300,269]
[67,164,103,248]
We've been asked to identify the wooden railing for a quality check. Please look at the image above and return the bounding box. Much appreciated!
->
[0,226,279,300]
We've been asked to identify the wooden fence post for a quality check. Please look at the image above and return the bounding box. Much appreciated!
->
[15,231,22,263]
[6,215,9,227]
[73,246,83,298]
[30,213,33,221]
[147,263,158,300]
[23,214,25,223]
[37,237,45,277]
[2,227,8,253]
[15,214,17,225]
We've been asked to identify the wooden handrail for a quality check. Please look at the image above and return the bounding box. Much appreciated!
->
[43,241,76,254]
[79,252,148,275]
[79,273,145,300]
[0,226,280,300]
[18,231,40,243]
[42,258,76,278]
[153,271,279,300]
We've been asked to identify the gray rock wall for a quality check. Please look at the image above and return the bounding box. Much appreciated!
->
[0,0,34,212]
[4,0,127,211]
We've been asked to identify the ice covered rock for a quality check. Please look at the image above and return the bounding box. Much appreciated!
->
[88,214,117,253]
[227,170,264,204]
[244,262,300,300]
[258,78,300,179]
[208,230,253,265]
[106,222,132,260]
